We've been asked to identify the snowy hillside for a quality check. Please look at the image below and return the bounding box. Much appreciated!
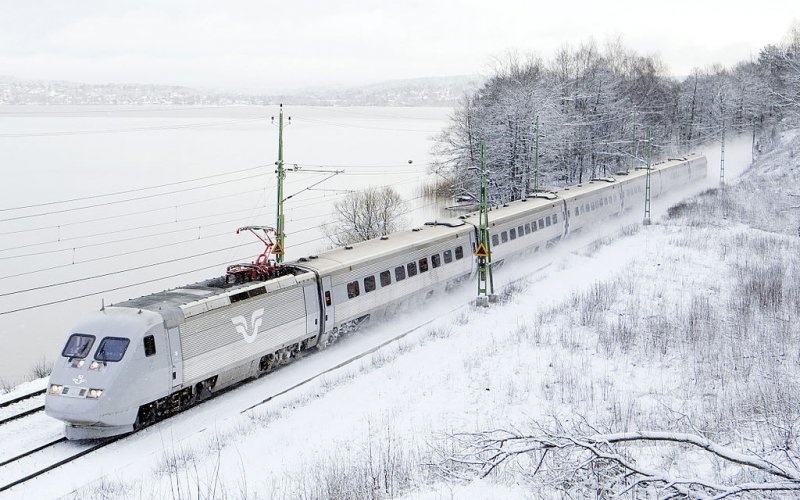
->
[3,133,798,498]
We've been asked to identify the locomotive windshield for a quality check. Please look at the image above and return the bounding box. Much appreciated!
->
[94,337,130,362]
[61,334,95,359]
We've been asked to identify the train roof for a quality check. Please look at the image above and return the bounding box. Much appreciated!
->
[113,268,314,327]
[111,154,703,327]
[456,153,703,225]
[295,218,472,276]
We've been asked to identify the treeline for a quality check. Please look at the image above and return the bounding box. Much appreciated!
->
[434,27,800,202]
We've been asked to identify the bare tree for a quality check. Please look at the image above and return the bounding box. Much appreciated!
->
[324,186,407,247]
[432,423,800,498]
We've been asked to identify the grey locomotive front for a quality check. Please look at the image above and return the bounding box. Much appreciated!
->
[45,307,173,439]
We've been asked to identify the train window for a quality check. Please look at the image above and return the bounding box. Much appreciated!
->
[347,281,360,298]
[431,254,441,268]
[443,249,453,264]
[531,220,537,231]
[492,234,500,246]
[364,276,376,293]
[518,225,524,236]
[395,266,406,281]
[407,262,418,277]
[509,228,516,240]
[553,214,558,224]
[538,219,544,229]
[325,291,332,306]
[455,246,464,259]
[61,334,95,359]
[419,257,429,273]
[380,270,391,287]
[143,335,156,357]
[525,223,531,235]
[501,231,508,243]
[94,337,130,363]
[545,216,551,227]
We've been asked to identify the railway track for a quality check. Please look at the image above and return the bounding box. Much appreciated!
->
[0,261,551,495]
[0,389,46,427]
[0,436,121,493]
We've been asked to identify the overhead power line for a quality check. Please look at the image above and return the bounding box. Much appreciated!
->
[0,196,441,315]
[0,164,271,213]
[0,173,269,223]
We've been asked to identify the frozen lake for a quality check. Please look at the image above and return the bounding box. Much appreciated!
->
[0,105,453,383]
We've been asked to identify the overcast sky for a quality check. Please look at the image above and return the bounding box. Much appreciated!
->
[0,1,797,92]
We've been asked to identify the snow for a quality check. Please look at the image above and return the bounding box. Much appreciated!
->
[5,128,791,497]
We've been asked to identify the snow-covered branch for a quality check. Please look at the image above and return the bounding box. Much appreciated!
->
[433,426,800,498]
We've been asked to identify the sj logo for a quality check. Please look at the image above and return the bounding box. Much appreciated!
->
[231,308,265,343]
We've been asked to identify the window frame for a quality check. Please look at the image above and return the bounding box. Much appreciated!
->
[61,333,95,359]
[407,261,418,277]
[364,275,377,293]
[143,335,157,357]
[418,257,429,273]
[431,254,441,268]
[94,336,131,363]
[509,228,517,240]
[443,249,453,264]
[395,265,406,281]
[379,270,391,287]
[455,246,464,260]
[347,280,360,298]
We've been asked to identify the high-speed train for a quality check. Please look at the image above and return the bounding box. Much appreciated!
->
[45,154,707,439]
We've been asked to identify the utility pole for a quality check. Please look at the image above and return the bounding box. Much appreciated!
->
[533,115,540,193]
[630,106,637,172]
[720,119,726,186]
[475,141,496,306]
[643,128,652,225]
[272,104,290,263]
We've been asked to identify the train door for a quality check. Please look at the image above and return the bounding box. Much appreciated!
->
[166,327,184,390]
[321,276,334,333]
[303,284,321,335]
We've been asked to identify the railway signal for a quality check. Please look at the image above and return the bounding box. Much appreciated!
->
[271,105,291,264]
[643,128,653,225]
[476,141,497,306]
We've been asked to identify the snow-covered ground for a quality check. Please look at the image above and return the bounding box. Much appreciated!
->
[4,131,797,498]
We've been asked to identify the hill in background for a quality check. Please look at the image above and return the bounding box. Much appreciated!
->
[0,74,481,107]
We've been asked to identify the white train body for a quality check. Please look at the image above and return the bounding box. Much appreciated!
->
[45,154,707,439]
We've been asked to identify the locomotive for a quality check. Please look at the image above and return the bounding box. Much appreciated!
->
[45,154,707,439]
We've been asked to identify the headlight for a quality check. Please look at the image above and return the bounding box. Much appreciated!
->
[49,384,63,394]
[71,359,84,368]
[89,361,100,370]
[87,389,103,399]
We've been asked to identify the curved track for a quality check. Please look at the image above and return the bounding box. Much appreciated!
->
[0,436,120,493]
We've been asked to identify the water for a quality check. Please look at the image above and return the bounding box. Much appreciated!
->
[0,105,453,383]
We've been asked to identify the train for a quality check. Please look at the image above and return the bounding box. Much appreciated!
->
[45,154,707,439]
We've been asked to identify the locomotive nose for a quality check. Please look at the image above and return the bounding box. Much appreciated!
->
[45,390,103,425]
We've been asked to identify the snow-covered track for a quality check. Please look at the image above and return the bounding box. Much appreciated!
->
[0,388,45,409]
[0,391,46,428]
[0,437,66,468]
[242,300,473,414]
[0,404,44,427]
[0,436,121,493]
